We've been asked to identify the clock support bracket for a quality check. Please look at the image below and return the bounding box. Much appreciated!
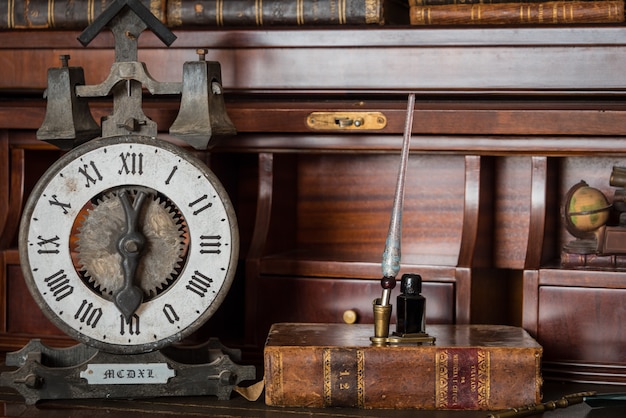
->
[36,0,235,151]
[1,339,256,405]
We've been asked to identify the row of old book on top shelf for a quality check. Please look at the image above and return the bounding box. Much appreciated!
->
[408,0,624,25]
[0,0,623,29]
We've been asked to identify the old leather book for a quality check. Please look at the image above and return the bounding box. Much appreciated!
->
[0,0,166,29]
[166,0,409,27]
[561,251,626,269]
[264,323,542,410]
[409,1,624,25]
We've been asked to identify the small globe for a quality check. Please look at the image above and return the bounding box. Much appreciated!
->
[564,181,611,238]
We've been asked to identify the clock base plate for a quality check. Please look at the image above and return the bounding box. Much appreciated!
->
[0,338,256,405]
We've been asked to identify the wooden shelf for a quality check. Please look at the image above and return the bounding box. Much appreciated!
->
[259,249,459,279]
[6,97,626,141]
[4,27,626,93]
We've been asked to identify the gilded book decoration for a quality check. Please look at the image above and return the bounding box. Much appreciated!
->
[322,348,366,408]
[0,0,166,29]
[409,0,625,25]
[435,348,490,409]
[0,0,404,29]
[167,0,386,26]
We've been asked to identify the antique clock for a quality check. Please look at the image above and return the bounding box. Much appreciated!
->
[0,0,254,405]
[19,135,238,354]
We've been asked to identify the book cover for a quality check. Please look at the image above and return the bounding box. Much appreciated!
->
[409,1,625,25]
[561,250,626,269]
[409,0,607,5]
[0,0,166,29]
[166,0,403,27]
[264,323,542,410]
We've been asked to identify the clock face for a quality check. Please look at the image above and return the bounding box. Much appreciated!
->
[18,135,239,354]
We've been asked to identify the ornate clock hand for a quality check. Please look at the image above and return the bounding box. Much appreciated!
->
[115,189,148,321]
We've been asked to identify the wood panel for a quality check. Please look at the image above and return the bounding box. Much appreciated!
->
[493,157,532,269]
[5,99,626,142]
[242,149,475,348]
[4,28,626,92]
[293,153,465,266]
[0,132,8,245]
[524,268,626,383]
[538,285,626,365]
[256,276,455,340]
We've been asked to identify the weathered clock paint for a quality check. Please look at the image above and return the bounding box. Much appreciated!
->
[19,135,239,354]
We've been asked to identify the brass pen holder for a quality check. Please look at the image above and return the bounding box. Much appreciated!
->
[370,299,392,345]
[370,297,436,346]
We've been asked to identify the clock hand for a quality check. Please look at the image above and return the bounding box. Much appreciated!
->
[115,189,147,322]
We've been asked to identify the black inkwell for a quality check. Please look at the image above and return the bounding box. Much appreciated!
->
[395,273,426,336]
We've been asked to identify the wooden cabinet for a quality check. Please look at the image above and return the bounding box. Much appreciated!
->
[523,156,626,384]
[242,150,476,350]
[2,28,626,379]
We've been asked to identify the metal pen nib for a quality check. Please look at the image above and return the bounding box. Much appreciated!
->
[380,93,415,306]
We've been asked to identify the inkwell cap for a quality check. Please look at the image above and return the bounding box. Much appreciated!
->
[401,273,422,295]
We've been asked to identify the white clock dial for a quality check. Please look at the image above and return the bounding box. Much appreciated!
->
[18,135,239,354]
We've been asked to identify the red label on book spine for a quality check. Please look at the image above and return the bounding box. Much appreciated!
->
[435,348,490,409]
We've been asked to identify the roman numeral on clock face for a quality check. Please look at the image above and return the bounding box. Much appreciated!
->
[36,235,60,254]
[118,152,144,175]
[45,269,74,301]
[186,271,213,297]
[74,299,102,328]
[189,194,212,215]
[165,165,178,185]
[78,160,103,188]
[162,304,180,324]
[48,194,71,214]
[120,314,141,336]
[199,235,222,254]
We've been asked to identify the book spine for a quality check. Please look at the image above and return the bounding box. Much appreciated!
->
[561,251,626,269]
[265,345,542,409]
[409,1,625,25]
[0,0,167,29]
[409,0,602,5]
[166,0,383,27]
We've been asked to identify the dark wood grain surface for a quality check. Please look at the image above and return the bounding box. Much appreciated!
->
[0,379,623,417]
